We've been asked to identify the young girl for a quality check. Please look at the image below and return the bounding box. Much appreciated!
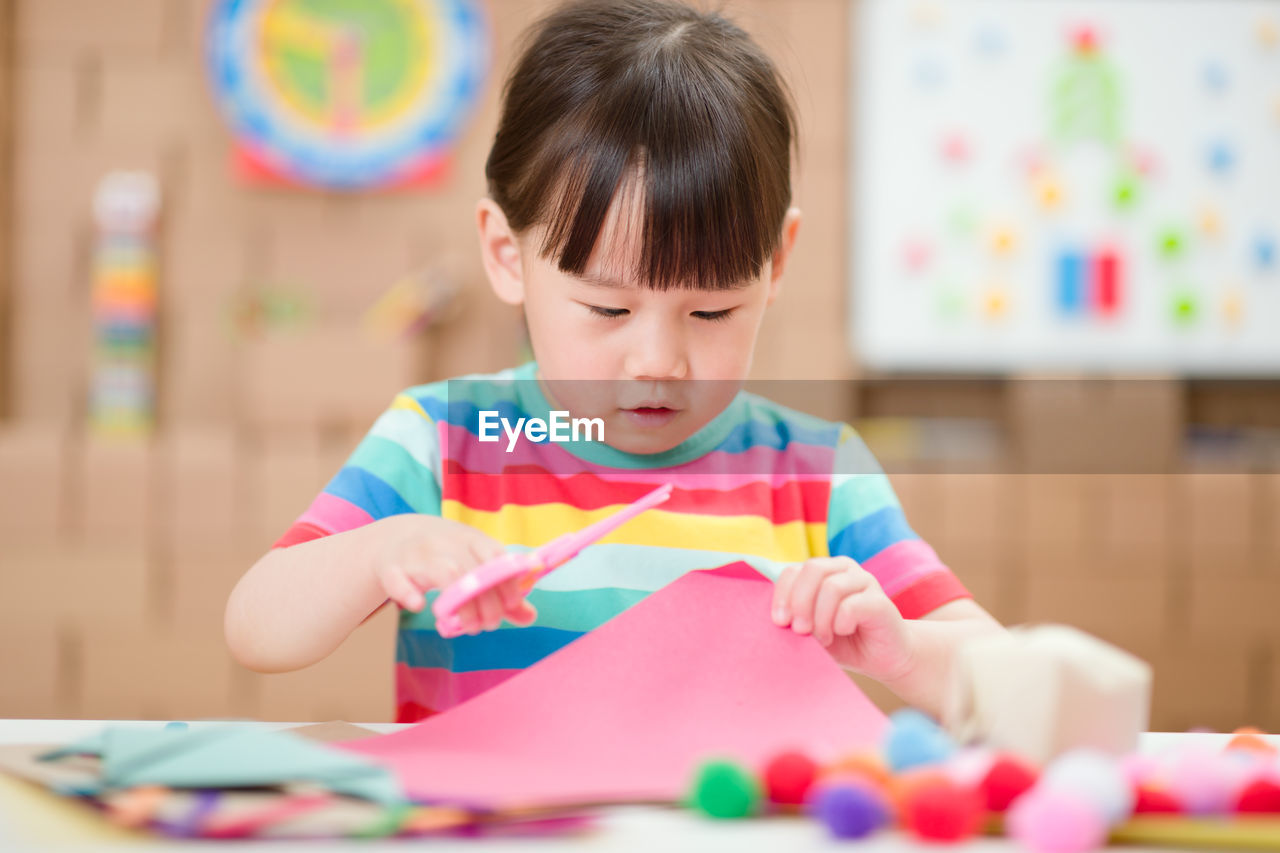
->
[225,0,1001,724]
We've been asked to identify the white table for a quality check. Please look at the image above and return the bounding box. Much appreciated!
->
[0,720,1244,851]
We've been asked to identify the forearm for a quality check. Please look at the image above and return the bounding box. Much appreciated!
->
[875,612,1005,719]
[224,518,400,673]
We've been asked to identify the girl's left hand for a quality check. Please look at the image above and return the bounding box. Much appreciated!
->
[771,556,916,683]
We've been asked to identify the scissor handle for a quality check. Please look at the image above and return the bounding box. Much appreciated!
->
[432,552,536,638]
[430,483,673,638]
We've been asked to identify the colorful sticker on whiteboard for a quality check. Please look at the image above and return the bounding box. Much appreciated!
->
[854,0,1280,373]
[206,0,490,190]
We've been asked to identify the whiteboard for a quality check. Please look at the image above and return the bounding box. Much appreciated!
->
[850,0,1280,374]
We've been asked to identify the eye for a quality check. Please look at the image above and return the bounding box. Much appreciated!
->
[692,309,735,323]
[586,304,629,319]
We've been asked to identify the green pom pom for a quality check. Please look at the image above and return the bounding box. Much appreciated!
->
[689,759,761,819]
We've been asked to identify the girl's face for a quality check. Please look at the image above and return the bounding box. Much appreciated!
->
[477,187,801,454]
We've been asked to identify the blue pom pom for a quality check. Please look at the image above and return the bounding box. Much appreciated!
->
[885,709,955,772]
[810,781,889,839]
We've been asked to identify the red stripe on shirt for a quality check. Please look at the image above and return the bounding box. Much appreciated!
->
[891,572,972,619]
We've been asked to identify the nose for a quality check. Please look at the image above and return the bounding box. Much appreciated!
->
[623,315,689,381]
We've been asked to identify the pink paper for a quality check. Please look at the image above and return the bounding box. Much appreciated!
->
[337,562,888,809]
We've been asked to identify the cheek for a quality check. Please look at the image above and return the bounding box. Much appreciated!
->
[690,306,768,378]
[523,292,619,378]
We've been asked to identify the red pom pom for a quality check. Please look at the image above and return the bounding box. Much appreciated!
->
[978,755,1038,813]
[1134,784,1183,814]
[1237,779,1280,813]
[763,750,818,806]
[900,778,983,842]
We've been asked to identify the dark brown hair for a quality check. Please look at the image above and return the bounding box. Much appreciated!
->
[485,0,797,290]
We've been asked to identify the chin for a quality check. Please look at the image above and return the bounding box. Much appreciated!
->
[602,424,695,455]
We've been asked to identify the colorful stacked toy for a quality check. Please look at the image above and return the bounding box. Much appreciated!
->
[88,172,161,438]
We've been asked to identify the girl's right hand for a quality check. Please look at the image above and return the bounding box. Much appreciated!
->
[370,515,537,635]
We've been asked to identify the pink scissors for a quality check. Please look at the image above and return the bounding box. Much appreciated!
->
[432,483,674,638]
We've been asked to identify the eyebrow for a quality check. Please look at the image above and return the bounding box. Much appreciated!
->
[576,271,756,291]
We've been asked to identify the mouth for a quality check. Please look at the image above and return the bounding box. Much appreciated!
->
[619,403,682,428]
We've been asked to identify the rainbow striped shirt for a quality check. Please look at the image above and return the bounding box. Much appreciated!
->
[276,364,969,722]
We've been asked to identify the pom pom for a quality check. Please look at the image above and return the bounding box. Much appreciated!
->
[1133,784,1182,814]
[978,754,1039,813]
[1236,778,1280,813]
[1226,730,1277,756]
[689,759,761,819]
[822,751,891,790]
[899,777,983,842]
[1041,750,1134,826]
[809,780,890,839]
[887,768,948,813]
[1164,746,1249,815]
[1119,753,1158,787]
[1008,789,1108,853]
[944,747,997,788]
[884,708,955,772]
[762,750,818,807]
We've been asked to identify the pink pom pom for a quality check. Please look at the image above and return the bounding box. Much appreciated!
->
[943,747,996,788]
[1041,750,1133,826]
[1007,789,1108,853]
[1165,747,1251,815]
[1119,753,1158,787]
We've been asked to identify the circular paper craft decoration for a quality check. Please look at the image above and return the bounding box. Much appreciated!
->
[207,0,490,189]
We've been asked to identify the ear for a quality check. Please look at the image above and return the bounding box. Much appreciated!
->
[476,198,525,305]
[766,207,802,306]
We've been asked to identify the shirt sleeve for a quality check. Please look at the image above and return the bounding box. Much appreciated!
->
[826,424,970,618]
[273,390,443,548]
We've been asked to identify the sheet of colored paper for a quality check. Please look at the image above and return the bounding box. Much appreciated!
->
[42,725,402,804]
[337,562,888,809]
[0,774,146,846]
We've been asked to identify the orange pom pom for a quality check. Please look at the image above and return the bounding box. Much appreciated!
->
[1226,730,1276,756]
[822,752,891,790]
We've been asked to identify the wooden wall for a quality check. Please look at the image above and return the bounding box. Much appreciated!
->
[1,0,1278,732]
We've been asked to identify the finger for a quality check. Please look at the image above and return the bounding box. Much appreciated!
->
[381,566,425,612]
[787,560,845,635]
[463,531,506,565]
[496,576,528,613]
[405,554,459,593]
[475,589,504,632]
[773,565,799,626]
[458,600,482,635]
[506,600,538,627]
[833,586,889,638]
[494,578,536,626]
[812,569,873,646]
